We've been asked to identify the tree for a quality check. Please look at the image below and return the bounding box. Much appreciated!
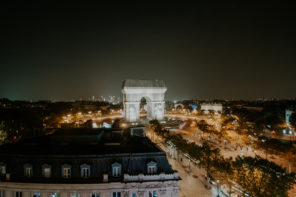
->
[232,156,296,197]
[149,119,162,133]
[197,120,208,132]
[199,142,220,178]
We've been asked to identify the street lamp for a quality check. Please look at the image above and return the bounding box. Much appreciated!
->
[261,138,268,159]
[216,179,220,197]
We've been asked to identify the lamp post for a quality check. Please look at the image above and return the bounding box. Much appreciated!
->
[262,138,267,159]
[216,179,220,197]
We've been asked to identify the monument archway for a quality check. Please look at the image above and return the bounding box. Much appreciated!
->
[122,79,167,122]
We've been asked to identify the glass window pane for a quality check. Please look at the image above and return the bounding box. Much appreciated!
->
[51,193,60,197]
[0,166,6,174]
[44,168,51,178]
[33,193,40,197]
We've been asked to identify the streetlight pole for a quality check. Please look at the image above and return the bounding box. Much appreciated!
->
[216,179,220,197]
[262,139,267,159]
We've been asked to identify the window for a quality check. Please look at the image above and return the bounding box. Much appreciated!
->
[33,193,40,197]
[112,192,121,197]
[147,161,157,174]
[24,164,33,177]
[91,193,100,197]
[80,164,90,178]
[148,166,156,174]
[62,164,71,178]
[64,168,70,178]
[148,191,157,197]
[44,167,51,178]
[0,163,6,175]
[42,164,51,178]
[82,168,89,177]
[0,190,3,197]
[112,163,121,177]
[132,194,137,197]
[71,194,79,197]
[51,193,60,197]
[113,166,120,177]
[16,192,22,197]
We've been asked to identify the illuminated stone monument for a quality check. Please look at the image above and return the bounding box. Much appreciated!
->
[122,79,167,122]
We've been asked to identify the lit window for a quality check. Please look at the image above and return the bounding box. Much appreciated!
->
[64,168,70,178]
[82,168,89,177]
[33,193,40,197]
[148,191,157,197]
[51,193,60,197]
[71,194,80,197]
[148,166,156,174]
[112,192,121,197]
[80,164,90,178]
[0,163,6,175]
[42,164,51,178]
[112,163,121,177]
[91,193,100,197]
[16,192,22,197]
[62,164,71,178]
[113,166,120,177]
[147,161,157,174]
[24,164,33,177]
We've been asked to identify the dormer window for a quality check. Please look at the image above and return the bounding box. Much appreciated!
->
[147,161,157,174]
[42,164,51,178]
[24,164,33,177]
[80,164,90,178]
[112,162,122,177]
[62,164,71,178]
[0,163,6,175]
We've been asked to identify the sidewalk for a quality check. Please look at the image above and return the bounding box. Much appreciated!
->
[161,144,212,197]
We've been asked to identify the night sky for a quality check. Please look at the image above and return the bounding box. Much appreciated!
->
[1,2,295,101]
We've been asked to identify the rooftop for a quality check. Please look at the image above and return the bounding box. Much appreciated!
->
[0,128,161,156]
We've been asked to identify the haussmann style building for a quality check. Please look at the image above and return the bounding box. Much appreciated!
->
[0,128,180,197]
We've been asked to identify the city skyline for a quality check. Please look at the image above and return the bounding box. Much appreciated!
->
[1,2,295,101]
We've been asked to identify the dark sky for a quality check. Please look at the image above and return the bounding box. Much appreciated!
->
[0,2,295,101]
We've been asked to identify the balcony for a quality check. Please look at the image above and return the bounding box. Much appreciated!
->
[123,172,179,182]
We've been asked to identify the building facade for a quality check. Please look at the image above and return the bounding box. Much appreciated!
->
[0,129,180,197]
[200,103,222,115]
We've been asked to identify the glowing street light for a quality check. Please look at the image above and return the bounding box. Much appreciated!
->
[120,123,128,128]
[216,179,220,197]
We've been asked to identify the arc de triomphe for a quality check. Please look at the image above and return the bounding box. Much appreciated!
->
[122,79,167,122]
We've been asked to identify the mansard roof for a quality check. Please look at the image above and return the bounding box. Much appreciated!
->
[0,128,160,156]
[122,79,166,88]
[0,128,176,183]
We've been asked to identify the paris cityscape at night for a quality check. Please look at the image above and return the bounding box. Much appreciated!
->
[1,2,296,197]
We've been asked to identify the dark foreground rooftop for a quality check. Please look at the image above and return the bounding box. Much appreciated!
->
[0,128,160,156]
